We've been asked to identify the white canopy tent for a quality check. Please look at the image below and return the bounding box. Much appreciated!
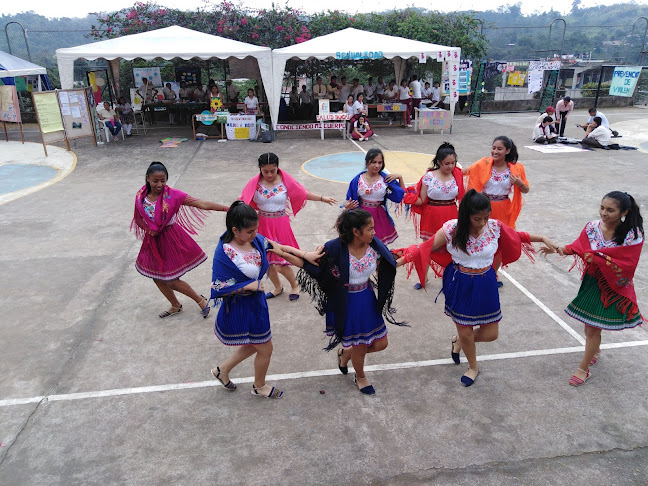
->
[56,26,275,112]
[271,28,462,128]
[0,50,49,91]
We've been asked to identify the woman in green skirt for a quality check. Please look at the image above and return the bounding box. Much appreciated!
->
[543,191,644,386]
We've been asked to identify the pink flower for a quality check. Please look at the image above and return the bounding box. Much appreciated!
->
[107,27,112,33]
[241,18,248,25]
[301,25,308,32]
[276,25,284,32]
[285,34,291,40]
[252,33,259,39]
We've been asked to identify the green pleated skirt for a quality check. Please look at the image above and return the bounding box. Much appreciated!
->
[565,274,643,330]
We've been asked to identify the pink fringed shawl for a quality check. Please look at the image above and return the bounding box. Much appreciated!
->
[240,169,308,217]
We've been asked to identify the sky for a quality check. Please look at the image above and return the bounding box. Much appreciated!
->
[3,0,648,19]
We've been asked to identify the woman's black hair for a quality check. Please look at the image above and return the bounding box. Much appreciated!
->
[603,191,644,245]
[543,116,553,123]
[335,209,373,245]
[493,135,519,163]
[145,162,168,194]
[365,148,385,171]
[452,189,491,253]
[430,142,457,171]
[223,201,259,244]
[258,152,279,168]
[357,93,364,101]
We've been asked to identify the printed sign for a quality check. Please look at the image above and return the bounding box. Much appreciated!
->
[175,67,201,87]
[0,85,21,123]
[276,122,345,131]
[335,51,384,60]
[507,71,527,86]
[528,70,544,94]
[134,67,162,87]
[33,92,64,133]
[609,66,642,97]
[528,61,561,71]
[376,103,407,112]
[419,52,427,64]
[226,114,257,140]
[316,113,352,121]
[418,109,449,130]
[318,99,330,115]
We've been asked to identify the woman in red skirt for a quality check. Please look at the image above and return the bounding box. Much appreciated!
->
[132,162,229,318]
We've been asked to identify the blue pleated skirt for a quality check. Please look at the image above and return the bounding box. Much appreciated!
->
[326,284,387,347]
[214,292,272,346]
[442,263,502,327]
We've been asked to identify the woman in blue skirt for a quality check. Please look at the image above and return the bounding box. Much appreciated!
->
[270,209,406,395]
[209,201,323,398]
[398,190,556,387]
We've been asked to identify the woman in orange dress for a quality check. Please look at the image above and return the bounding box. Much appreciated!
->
[465,136,529,286]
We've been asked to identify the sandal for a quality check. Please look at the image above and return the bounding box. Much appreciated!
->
[460,369,479,387]
[200,295,210,319]
[590,349,601,366]
[265,288,283,299]
[251,384,283,399]
[569,368,590,387]
[211,366,236,391]
[337,348,348,375]
[159,305,182,318]
[451,336,461,365]
[354,374,375,395]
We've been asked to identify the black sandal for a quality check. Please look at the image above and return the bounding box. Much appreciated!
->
[451,336,461,365]
[211,366,236,391]
[337,348,348,375]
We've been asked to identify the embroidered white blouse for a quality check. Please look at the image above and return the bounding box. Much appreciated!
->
[144,197,177,225]
[442,219,501,269]
[253,181,288,212]
[349,247,378,285]
[223,243,263,279]
[483,168,512,197]
[358,174,387,203]
[422,172,458,201]
[585,220,643,250]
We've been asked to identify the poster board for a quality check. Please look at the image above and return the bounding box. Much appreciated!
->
[609,66,642,97]
[134,67,162,87]
[32,91,66,156]
[58,88,95,140]
[416,108,450,133]
[0,85,22,123]
[226,114,257,140]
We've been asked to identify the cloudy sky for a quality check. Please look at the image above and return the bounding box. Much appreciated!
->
[3,0,647,18]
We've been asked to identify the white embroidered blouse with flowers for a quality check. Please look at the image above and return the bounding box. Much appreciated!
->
[253,181,288,212]
[358,174,387,203]
[349,247,378,286]
[585,220,643,250]
[442,219,501,269]
[422,172,458,201]
[223,243,263,279]
[143,197,177,225]
[483,168,512,197]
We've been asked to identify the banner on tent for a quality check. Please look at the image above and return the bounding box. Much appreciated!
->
[0,85,21,123]
[609,66,642,97]
[276,123,345,131]
[134,68,162,87]
[335,51,384,60]
[316,113,352,121]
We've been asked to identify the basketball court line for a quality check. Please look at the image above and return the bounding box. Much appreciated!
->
[2,340,647,408]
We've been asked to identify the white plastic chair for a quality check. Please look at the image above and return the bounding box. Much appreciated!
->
[98,119,125,142]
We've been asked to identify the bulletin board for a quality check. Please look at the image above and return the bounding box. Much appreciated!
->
[32,91,67,156]
[57,88,95,140]
[0,85,24,143]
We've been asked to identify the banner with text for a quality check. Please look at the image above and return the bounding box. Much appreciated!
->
[609,66,642,97]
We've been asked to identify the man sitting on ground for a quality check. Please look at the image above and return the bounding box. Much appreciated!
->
[533,116,558,144]
[535,106,557,133]
[577,107,619,137]
[581,116,611,149]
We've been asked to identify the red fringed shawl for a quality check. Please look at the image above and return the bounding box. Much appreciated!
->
[394,222,534,289]
[566,228,644,321]
[404,167,465,238]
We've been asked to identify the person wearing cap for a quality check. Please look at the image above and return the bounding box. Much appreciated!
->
[226,78,240,103]
[555,96,574,137]
[535,106,557,133]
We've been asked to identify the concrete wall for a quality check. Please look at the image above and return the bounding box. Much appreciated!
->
[475,95,634,113]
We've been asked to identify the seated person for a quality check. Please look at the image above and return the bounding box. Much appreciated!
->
[533,116,558,144]
[351,115,374,141]
[581,116,611,149]
[383,80,399,102]
[178,81,192,102]
[430,82,441,107]
[535,106,557,133]
[421,81,433,104]
[343,94,356,115]
[244,88,260,115]
[352,93,368,118]
[115,96,134,136]
[193,84,207,103]
[96,101,122,141]
[577,107,618,136]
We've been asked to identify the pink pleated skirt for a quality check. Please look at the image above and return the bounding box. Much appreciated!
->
[135,224,207,281]
[360,202,398,245]
[257,211,299,266]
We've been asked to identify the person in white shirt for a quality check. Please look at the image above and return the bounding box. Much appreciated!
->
[351,78,364,99]
[533,117,558,144]
[136,77,157,103]
[409,74,422,112]
[577,107,618,136]
[534,106,557,133]
[162,82,177,124]
[421,81,433,104]
[299,84,313,119]
[313,76,327,100]
[338,77,350,104]
[365,77,376,103]
[244,88,259,114]
[399,79,413,127]
[96,101,122,141]
[352,93,368,118]
[376,76,386,102]
[581,117,611,148]
[431,82,441,107]
[383,80,398,102]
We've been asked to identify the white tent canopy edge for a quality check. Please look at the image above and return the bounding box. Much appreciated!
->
[271,28,462,128]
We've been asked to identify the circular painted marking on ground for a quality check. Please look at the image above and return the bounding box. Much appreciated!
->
[302,151,434,185]
[0,142,77,206]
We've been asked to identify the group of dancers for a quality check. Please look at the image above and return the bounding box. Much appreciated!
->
[131,139,644,398]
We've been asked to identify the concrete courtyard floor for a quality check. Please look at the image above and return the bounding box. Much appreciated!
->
[1,107,647,485]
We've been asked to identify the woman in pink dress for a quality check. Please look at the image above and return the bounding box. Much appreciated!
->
[132,162,228,318]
